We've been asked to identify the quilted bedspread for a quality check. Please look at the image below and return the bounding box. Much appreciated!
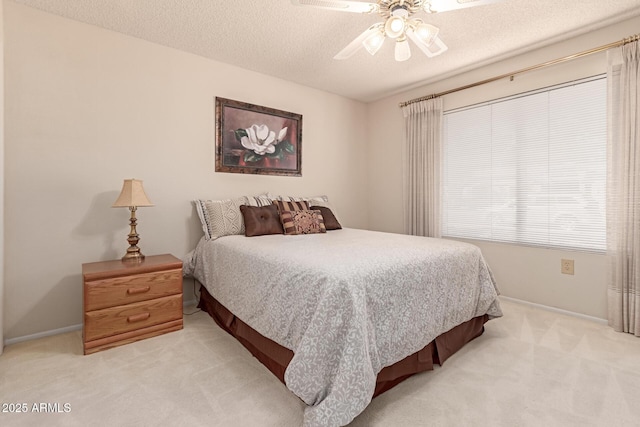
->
[185,228,502,426]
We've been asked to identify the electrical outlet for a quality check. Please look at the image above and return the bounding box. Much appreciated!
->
[561,259,574,275]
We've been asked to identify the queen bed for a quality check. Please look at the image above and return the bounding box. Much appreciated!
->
[184,217,502,426]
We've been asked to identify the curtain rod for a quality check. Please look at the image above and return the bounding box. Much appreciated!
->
[399,33,640,108]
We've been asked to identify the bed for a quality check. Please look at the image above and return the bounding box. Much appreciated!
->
[184,225,502,427]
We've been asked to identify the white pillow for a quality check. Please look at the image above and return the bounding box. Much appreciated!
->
[194,197,248,240]
[273,194,329,203]
[245,195,274,207]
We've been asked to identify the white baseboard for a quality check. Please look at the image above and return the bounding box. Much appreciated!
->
[4,298,201,347]
[499,295,608,325]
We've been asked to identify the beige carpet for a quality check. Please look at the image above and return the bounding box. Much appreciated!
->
[1,298,640,426]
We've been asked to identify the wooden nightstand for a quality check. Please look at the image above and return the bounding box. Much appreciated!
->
[82,254,183,355]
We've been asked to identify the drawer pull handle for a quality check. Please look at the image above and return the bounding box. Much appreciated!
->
[127,312,150,323]
[127,286,151,295]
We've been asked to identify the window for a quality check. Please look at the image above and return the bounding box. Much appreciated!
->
[442,76,606,251]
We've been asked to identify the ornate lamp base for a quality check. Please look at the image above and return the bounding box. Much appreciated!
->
[121,206,146,262]
[122,247,145,262]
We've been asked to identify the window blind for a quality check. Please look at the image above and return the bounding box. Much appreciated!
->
[442,75,607,251]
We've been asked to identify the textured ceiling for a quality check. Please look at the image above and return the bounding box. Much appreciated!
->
[10,0,640,102]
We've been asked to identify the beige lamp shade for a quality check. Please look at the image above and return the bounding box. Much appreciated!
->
[112,179,154,208]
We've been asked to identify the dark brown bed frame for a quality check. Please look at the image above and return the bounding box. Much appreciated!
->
[198,285,489,397]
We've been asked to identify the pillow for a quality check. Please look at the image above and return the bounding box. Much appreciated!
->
[195,197,247,240]
[273,195,329,204]
[280,210,327,235]
[308,199,342,225]
[306,195,330,205]
[310,205,342,230]
[239,205,284,237]
[273,199,309,213]
[273,195,306,202]
[246,195,274,207]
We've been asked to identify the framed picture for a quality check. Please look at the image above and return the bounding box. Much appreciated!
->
[215,97,302,176]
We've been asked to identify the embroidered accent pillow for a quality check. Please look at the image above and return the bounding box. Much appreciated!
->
[194,197,247,240]
[280,210,327,235]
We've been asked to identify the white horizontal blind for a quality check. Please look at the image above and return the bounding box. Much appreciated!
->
[442,76,606,251]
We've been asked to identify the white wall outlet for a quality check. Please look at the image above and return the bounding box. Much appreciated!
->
[561,259,574,275]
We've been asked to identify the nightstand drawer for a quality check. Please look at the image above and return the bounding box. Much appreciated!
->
[85,269,182,311]
[84,294,182,342]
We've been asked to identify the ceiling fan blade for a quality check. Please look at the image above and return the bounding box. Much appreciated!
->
[334,23,384,60]
[406,28,448,57]
[291,0,379,14]
[424,0,502,14]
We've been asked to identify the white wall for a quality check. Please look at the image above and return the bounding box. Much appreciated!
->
[0,0,5,354]
[367,15,640,320]
[3,2,368,340]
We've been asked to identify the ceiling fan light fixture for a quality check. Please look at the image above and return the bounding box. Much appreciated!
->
[428,36,448,56]
[384,16,406,39]
[424,0,446,13]
[362,30,386,55]
[292,0,496,62]
[406,28,448,58]
[395,38,411,61]
[414,22,439,47]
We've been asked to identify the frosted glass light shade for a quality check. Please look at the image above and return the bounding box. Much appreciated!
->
[395,39,411,61]
[363,31,385,55]
[414,23,439,47]
[428,36,448,56]
[406,28,448,58]
[385,16,405,39]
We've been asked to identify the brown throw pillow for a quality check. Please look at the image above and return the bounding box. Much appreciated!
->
[273,199,309,214]
[310,205,342,230]
[280,210,327,235]
[239,204,284,237]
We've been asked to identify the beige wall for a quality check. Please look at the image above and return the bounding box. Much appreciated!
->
[4,2,636,341]
[367,15,640,319]
[3,2,368,340]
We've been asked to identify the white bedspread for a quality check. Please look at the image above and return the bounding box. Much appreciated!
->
[185,228,502,426]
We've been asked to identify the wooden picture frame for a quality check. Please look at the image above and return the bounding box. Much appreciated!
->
[215,97,302,176]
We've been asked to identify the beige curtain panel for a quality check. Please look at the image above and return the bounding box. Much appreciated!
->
[607,39,640,336]
[402,97,443,238]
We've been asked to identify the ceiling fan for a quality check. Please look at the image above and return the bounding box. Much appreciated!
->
[291,0,501,62]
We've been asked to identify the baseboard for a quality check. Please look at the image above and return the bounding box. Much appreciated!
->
[183,297,198,307]
[4,324,82,346]
[4,298,201,347]
[499,295,608,325]
[3,295,606,346]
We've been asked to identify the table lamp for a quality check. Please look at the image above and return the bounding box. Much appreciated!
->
[112,179,154,261]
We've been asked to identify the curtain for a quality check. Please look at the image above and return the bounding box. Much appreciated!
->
[401,97,443,237]
[607,39,640,335]
[0,0,4,354]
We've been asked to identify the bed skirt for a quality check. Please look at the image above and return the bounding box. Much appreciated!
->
[197,285,488,397]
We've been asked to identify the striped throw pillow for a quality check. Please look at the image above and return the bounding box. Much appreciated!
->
[273,199,309,213]
[246,195,274,207]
